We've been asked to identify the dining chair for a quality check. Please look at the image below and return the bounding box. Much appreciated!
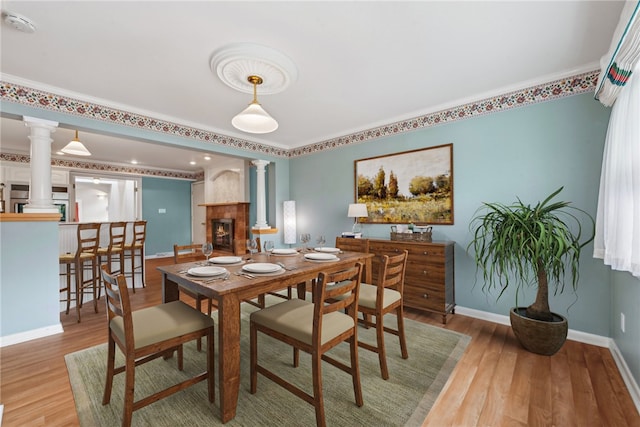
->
[250,262,364,427]
[100,265,215,427]
[97,221,127,298]
[335,237,371,282]
[122,220,146,292]
[349,250,410,380]
[59,222,101,322]
[173,243,215,351]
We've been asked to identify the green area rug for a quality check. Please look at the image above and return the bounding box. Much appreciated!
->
[65,297,470,426]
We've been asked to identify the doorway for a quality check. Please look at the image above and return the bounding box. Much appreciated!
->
[71,173,141,222]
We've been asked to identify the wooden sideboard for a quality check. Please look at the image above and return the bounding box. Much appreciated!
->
[337,237,455,324]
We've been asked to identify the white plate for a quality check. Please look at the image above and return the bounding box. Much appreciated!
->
[314,247,340,253]
[187,266,227,277]
[243,263,282,273]
[209,256,242,264]
[272,248,298,255]
[305,253,339,261]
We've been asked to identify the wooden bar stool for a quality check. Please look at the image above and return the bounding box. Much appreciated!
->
[59,222,101,322]
[123,220,146,292]
[97,221,127,297]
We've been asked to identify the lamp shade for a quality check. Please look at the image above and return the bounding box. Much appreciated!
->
[61,131,91,156]
[232,102,278,134]
[347,203,368,218]
[283,200,297,244]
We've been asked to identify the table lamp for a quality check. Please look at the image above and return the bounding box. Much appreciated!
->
[347,203,368,233]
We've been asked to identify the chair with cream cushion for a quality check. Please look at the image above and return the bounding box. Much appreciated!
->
[250,263,364,427]
[354,250,409,379]
[100,265,215,427]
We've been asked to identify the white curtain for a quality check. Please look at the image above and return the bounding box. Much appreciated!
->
[593,1,640,277]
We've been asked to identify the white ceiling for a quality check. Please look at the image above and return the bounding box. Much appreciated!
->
[0,1,624,171]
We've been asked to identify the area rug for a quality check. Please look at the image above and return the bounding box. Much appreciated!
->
[65,296,470,426]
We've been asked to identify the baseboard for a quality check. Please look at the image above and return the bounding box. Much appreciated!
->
[456,305,640,415]
[0,323,63,348]
[609,340,640,412]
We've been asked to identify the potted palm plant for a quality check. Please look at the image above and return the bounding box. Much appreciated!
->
[468,187,595,355]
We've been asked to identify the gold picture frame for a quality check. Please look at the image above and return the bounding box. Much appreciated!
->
[354,143,453,225]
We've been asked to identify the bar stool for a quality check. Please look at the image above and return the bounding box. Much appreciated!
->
[123,220,146,292]
[97,222,127,292]
[59,222,101,322]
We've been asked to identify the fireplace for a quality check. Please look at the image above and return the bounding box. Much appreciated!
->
[212,218,234,252]
[204,202,249,255]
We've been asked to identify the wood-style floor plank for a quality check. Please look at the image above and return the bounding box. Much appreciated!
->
[1,257,638,427]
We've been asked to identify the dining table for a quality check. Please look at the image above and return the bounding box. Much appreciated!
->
[157,248,374,423]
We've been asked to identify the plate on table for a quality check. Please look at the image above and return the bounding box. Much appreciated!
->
[314,247,341,254]
[243,263,282,274]
[209,256,243,264]
[272,248,298,256]
[304,253,339,262]
[187,266,228,277]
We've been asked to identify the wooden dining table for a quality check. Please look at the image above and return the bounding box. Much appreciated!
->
[157,249,374,423]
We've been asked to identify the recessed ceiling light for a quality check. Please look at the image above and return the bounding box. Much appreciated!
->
[190,161,196,165]
[204,155,211,160]
[131,160,138,165]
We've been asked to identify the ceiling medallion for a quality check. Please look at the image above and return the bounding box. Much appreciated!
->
[210,43,298,95]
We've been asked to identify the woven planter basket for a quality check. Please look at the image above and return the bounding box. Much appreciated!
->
[509,307,568,356]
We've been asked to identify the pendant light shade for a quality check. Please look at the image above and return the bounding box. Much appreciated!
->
[61,130,91,156]
[231,75,278,134]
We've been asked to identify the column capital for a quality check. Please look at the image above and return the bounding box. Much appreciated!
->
[251,159,270,169]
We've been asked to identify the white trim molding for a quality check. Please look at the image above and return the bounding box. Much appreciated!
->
[0,323,63,348]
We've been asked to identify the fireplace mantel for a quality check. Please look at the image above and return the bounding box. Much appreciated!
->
[202,202,249,255]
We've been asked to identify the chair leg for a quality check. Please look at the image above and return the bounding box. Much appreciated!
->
[311,352,326,427]
[139,248,146,288]
[397,306,409,359]
[64,263,72,315]
[123,354,135,427]
[92,259,99,313]
[349,335,363,407]
[376,314,389,380]
[74,260,82,323]
[102,337,116,405]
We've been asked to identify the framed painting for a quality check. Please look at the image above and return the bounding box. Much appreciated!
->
[354,143,453,225]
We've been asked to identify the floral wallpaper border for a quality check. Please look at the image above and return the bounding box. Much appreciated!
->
[0,70,597,177]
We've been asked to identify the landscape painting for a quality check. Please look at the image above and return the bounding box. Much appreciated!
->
[354,143,453,225]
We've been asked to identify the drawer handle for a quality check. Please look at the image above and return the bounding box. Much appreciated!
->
[423,293,429,299]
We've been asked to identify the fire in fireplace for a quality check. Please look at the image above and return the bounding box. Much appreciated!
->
[212,218,234,252]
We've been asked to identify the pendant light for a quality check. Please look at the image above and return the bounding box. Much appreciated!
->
[231,75,278,134]
[61,130,91,156]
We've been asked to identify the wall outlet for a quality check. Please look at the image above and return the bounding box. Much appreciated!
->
[621,312,626,333]
[158,208,166,214]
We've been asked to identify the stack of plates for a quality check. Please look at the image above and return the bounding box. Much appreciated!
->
[209,256,242,264]
[304,253,339,262]
[314,247,340,254]
[187,266,228,277]
[272,248,298,256]
[242,263,283,274]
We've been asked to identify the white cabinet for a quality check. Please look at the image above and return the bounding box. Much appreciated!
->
[0,163,69,185]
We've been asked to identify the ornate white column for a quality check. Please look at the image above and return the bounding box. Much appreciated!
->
[251,159,271,229]
[23,116,58,213]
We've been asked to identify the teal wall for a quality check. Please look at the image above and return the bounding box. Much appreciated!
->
[610,270,640,385]
[141,177,193,256]
[0,219,60,337]
[290,92,612,337]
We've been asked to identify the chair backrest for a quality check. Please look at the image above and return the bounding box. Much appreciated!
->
[373,250,408,295]
[108,221,128,251]
[101,265,134,349]
[335,237,370,282]
[313,262,363,344]
[132,220,147,246]
[76,222,101,256]
[173,243,204,263]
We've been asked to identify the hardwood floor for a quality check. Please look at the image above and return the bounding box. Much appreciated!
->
[1,257,638,426]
